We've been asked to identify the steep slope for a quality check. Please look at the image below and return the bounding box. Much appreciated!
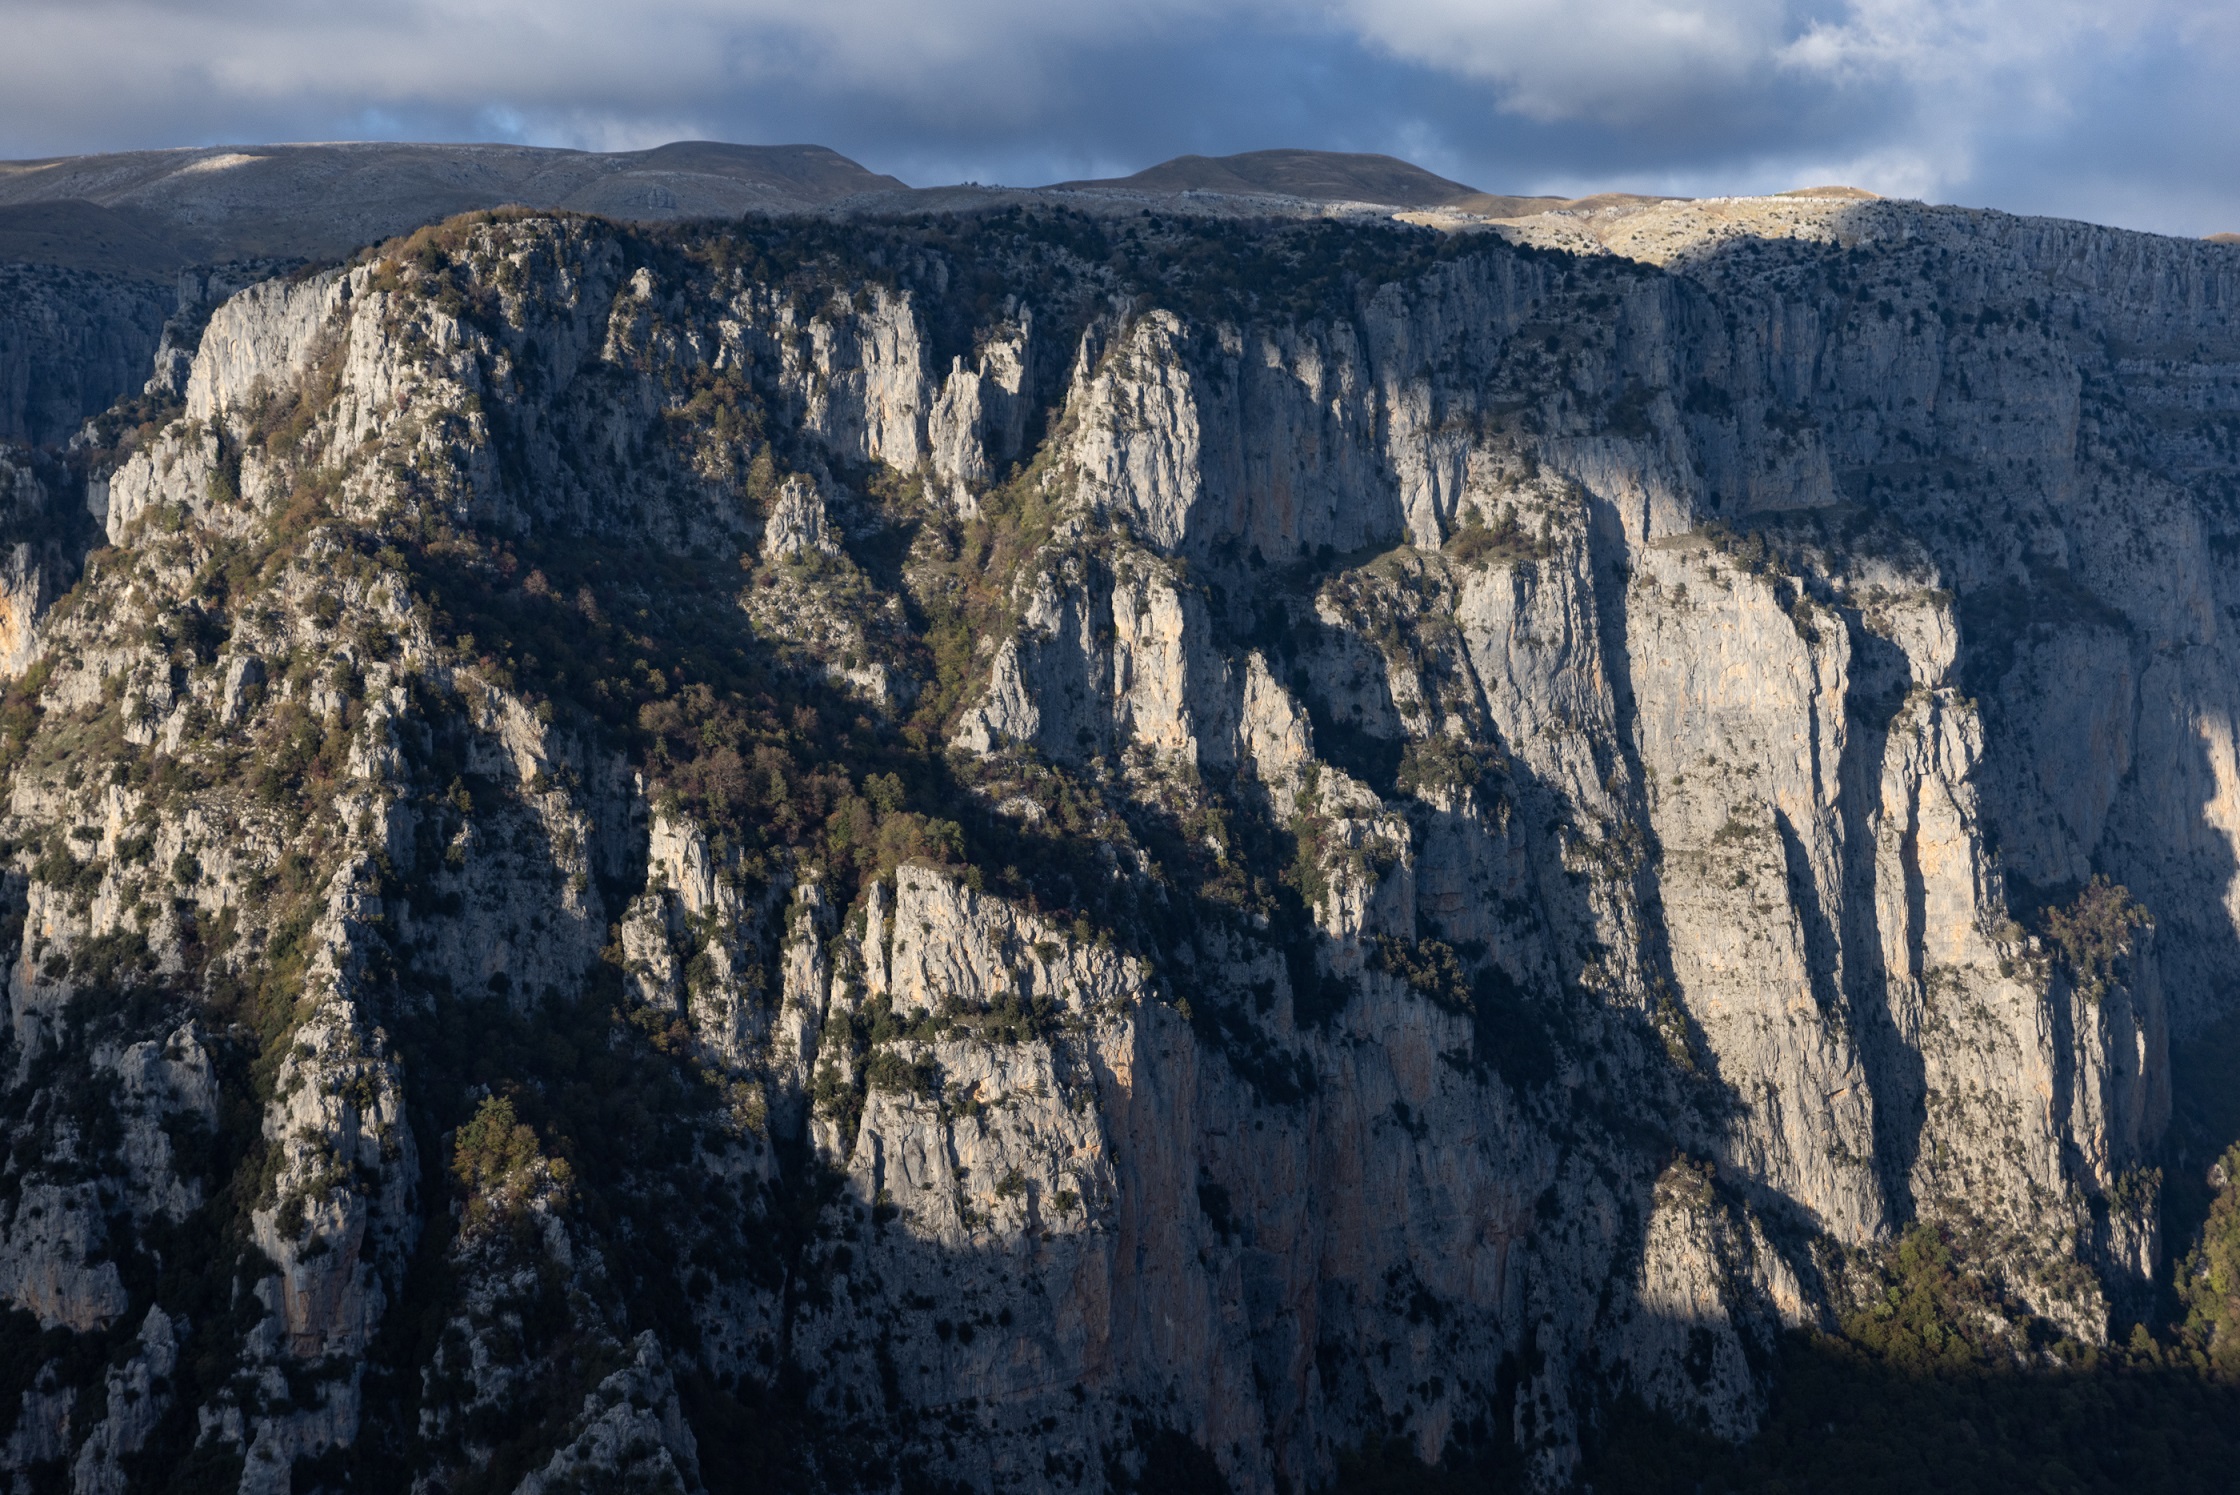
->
[0,198,2227,1494]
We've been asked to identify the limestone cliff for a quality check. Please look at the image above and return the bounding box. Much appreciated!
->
[0,265,174,447]
[0,195,2224,1492]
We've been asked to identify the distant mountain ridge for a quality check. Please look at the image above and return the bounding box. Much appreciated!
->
[0,140,1667,276]
[1045,147,1493,208]
[0,140,905,271]
[1041,148,1658,222]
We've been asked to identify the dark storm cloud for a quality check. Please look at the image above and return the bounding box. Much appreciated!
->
[1,0,2234,235]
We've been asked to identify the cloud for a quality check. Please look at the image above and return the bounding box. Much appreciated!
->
[1771,0,2223,213]
[1329,0,2238,229]
[1782,0,2145,83]
[0,0,1215,129]
[0,0,2234,234]
[1336,0,1800,125]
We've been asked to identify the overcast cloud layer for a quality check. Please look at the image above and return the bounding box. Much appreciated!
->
[2,0,2234,236]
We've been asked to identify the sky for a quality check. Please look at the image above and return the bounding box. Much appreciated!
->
[2,0,2236,236]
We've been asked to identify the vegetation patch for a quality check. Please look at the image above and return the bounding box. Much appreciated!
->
[2039,876,2151,1005]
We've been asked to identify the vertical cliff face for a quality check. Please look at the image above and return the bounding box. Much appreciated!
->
[0,199,2224,1491]
[0,265,183,448]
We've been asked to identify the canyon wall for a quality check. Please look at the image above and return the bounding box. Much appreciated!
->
[0,197,2223,1491]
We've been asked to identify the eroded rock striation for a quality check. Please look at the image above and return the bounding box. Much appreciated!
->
[0,194,2226,1491]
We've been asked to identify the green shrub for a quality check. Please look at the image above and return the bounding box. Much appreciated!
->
[2042,876,2150,1003]
[2181,1144,2240,1377]
[1372,935,1471,1009]
[863,1048,940,1101]
[1443,505,1548,568]
[452,1095,569,1236]
[1395,737,1486,798]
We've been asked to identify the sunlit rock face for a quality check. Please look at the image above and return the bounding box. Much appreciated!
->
[0,190,2223,1491]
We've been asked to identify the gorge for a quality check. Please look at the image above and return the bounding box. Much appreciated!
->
[0,150,2232,1492]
